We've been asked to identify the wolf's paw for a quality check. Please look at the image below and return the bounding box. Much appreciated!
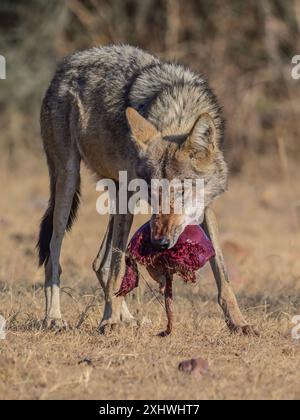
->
[157,329,171,338]
[98,320,118,335]
[230,324,259,337]
[42,318,69,332]
[99,317,138,335]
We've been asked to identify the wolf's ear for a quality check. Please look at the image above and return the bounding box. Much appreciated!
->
[126,107,159,150]
[184,113,217,157]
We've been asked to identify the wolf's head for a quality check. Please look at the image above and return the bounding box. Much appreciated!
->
[126,107,228,250]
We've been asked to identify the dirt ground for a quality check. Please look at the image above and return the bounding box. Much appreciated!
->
[0,153,300,400]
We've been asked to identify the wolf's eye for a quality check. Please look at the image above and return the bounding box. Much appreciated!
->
[189,153,196,161]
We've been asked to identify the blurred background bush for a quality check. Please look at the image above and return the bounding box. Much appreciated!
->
[0,0,299,171]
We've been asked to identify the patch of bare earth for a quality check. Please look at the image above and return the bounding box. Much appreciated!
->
[0,155,300,400]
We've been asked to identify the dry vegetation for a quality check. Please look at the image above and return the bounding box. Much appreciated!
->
[0,154,300,400]
[0,0,300,401]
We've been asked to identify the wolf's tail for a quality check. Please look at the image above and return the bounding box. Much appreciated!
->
[37,172,81,267]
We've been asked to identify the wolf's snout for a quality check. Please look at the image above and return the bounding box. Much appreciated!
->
[151,237,170,251]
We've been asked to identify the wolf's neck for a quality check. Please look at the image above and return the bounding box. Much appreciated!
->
[129,63,214,137]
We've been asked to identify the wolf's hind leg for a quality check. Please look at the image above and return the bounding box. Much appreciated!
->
[203,207,258,336]
[43,155,80,330]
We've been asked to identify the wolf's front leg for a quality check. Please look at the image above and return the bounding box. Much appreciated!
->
[203,207,258,336]
[93,213,135,333]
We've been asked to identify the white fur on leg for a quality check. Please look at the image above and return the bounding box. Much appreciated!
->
[47,284,62,320]
[121,300,136,324]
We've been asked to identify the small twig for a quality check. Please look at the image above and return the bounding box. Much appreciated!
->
[76,299,97,329]
[165,0,181,55]
[140,272,165,311]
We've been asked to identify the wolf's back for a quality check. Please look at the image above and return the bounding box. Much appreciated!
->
[43,45,224,145]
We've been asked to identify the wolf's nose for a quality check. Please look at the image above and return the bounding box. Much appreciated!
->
[151,238,170,251]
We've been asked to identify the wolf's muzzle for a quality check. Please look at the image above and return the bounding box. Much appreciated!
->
[151,237,170,251]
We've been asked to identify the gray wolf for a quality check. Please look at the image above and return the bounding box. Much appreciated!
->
[37,45,256,335]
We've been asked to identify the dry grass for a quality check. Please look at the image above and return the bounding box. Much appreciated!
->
[0,154,300,400]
